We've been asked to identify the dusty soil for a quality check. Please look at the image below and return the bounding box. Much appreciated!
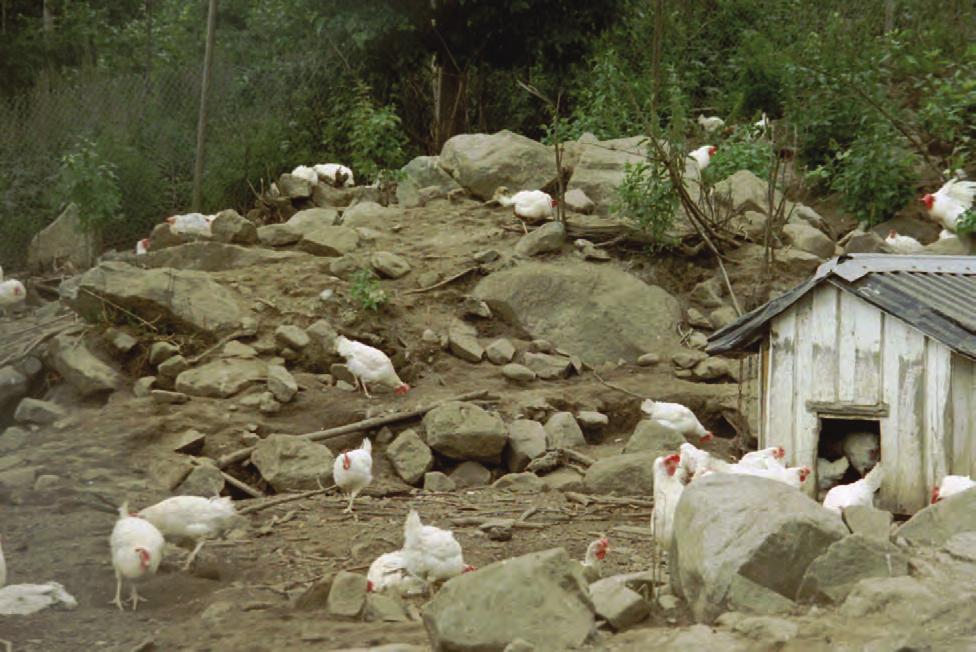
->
[0,196,801,651]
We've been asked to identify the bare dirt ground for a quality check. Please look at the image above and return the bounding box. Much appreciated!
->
[0,197,801,651]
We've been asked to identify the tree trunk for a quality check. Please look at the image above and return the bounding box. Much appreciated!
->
[191,0,219,211]
[42,0,54,33]
[883,0,895,34]
[650,0,665,117]
[432,62,466,153]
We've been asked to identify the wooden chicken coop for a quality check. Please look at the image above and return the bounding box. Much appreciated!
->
[707,254,976,514]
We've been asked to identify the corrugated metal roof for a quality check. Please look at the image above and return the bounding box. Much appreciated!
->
[707,254,976,360]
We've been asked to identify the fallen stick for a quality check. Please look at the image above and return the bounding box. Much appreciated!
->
[238,487,333,515]
[217,389,490,469]
[564,492,654,508]
[220,471,264,498]
[590,369,646,400]
[187,330,246,365]
[451,516,547,529]
[560,448,596,467]
[403,266,479,295]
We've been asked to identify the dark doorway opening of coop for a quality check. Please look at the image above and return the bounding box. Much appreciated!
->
[818,417,880,484]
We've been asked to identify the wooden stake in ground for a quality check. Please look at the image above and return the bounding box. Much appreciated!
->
[191,0,219,211]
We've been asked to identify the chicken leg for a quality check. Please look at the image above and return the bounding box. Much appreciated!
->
[353,376,373,399]
[129,585,147,610]
[343,490,360,515]
[182,539,206,571]
[111,573,125,611]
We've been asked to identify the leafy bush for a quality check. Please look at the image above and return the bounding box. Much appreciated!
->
[703,128,771,184]
[829,126,918,226]
[613,158,677,249]
[349,268,387,311]
[344,82,408,184]
[56,138,123,236]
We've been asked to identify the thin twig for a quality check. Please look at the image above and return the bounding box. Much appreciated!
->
[237,486,334,516]
[79,287,160,332]
[219,471,263,499]
[403,267,479,295]
[590,369,646,400]
[186,330,244,365]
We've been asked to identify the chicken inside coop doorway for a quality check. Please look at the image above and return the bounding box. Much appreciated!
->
[816,417,881,497]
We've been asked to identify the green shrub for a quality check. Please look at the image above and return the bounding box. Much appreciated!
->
[613,158,677,249]
[703,127,771,184]
[344,82,408,184]
[829,126,918,226]
[349,268,387,311]
[56,137,123,236]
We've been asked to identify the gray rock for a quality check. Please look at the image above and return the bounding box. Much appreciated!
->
[210,209,258,245]
[567,135,647,215]
[45,333,123,397]
[473,249,500,264]
[576,411,609,431]
[944,532,976,562]
[713,170,793,217]
[0,466,38,491]
[105,329,139,355]
[839,576,936,621]
[311,183,355,208]
[62,261,249,336]
[502,363,536,384]
[459,296,492,320]
[691,357,735,382]
[686,308,713,330]
[544,412,586,448]
[588,578,650,630]
[423,401,508,463]
[178,464,225,497]
[843,229,888,254]
[156,355,188,380]
[506,420,548,472]
[298,225,360,257]
[492,472,545,493]
[624,420,684,454]
[133,376,155,397]
[475,261,680,365]
[564,188,595,214]
[515,222,566,257]
[775,248,823,275]
[340,201,397,228]
[636,353,661,366]
[451,461,492,488]
[671,473,849,623]
[327,571,367,618]
[894,487,976,546]
[149,341,180,365]
[584,453,657,496]
[223,341,257,358]
[364,593,409,623]
[485,338,516,365]
[257,223,301,246]
[480,518,515,541]
[259,393,281,414]
[673,350,708,369]
[175,358,267,398]
[690,277,726,309]
[250,434,335,491]
[709,307,739,330]
[728,210,769,241]
[274,325,310,351]
[267,365,298,403]
[148,455,191,492]
[386,428,434,485]
[797,534,908,605]
[396,156,463,208]
[528,339,553,353]
[842,505,893,540]
[424,471,456,492]
[447,321,484,363]
[370,252,411,279]
[304,320,338,370]
[293,574,334,610]
[783,223,834,259]
[0,426,30,454]
[150,389,189,405]
[329,364,357,386]
[14,398,66,425]
[439,130,556,201]
[522,352,572,380]
[574,238,611,261]
[277,173,313,199]
[422,548,595,651]
[541,467,585,492]
[285,207,339,233]
[27,203,96,272]
[0,366,29,409]
[139,242,308,272]
[718,613,799,645]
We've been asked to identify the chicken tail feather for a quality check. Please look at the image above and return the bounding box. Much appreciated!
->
[361,437,372,454]
[404,510,422,548]
[865,463,884,492]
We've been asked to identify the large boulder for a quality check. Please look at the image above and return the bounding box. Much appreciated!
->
[713,170,793,217]
[474,261,681,365]
[250,434,335,491]
[439,130,555,201]
[671,474,849,623]
[138,242,306,272]
[782,223,834,259]
[298,225,360,257]
[423,548,595,651]
[422,401,508,463]
[0,367,29,411]
[174,358,267,398]
[27,204,97,272]
[45,333,123,397]
[514,221,565,257]
[624,420,685,454]
[796,534,908,605]
[62,261,249,336]
[385,428,434,485]
[894,487,976,546]
[396,156,463,208]
[583,452,657,496]
[567,135,647,215]
[285,207,339,234]
[210,209,258,245]
[505,420,547,472]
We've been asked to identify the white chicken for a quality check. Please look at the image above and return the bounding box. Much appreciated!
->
[494,188,556,222]
[580,536,610,583]
[290,164,320,185]
[110,502,164,611]
[728,462,811,489]
[754,112,771,134]
[314,163,355,188]
[823,463,884,514]
[884,229,924,254]
[931,474,976,503]
[738,446,787,470]
[688,145,717,171]
[135,238,150,255]
[334,335,410,398]
[817,456,850,492]
[402,510,473,587]
[333,437,373,513]
[0,279,26,316]
[367,550,427,597]
[641,399,713,441]
[920,179,976,232]
[652,453,687,550]
[678,441,730,480]
[842,431,880,476]
[697,115,725,132]
[939,229,956,241]
[137,495,239,570]
[165,213,212,237]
